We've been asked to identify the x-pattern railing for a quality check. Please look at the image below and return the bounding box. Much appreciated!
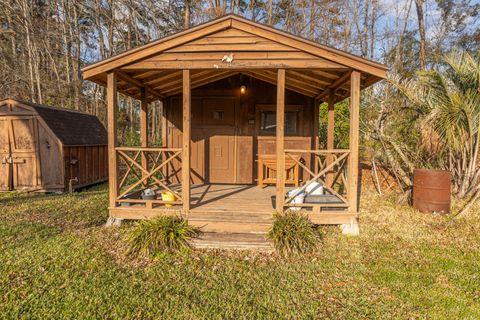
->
[284,149,350,206]
[115,147,183,204]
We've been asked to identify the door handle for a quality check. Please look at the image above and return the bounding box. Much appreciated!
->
[2,156,13,164]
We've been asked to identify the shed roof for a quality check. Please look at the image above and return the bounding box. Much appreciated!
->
[82,14,388,103]
[1,99,107,146]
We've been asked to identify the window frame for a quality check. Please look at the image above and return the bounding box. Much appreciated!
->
[255,104,303,136]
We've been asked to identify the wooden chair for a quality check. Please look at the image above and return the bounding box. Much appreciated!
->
[257,154,300,188]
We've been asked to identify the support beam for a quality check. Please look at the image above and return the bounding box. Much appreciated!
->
[161,100,167,147]
[316,70,353,101]
[162,71,239,96]
[313,98,320,175]
[140,88,148,186]
[263,70,323,94]
[107,71,118,208]
[160,100,168,181]
[314,98,320,151]
[116,71,164,101]
[289,70,331,87]
[242,71,316,97]
[326,89,335,186]
[348,71,361,213]
[276,69,286,212]
[182,70,191,214]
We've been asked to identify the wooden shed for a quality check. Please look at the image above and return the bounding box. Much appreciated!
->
[82,15,387,232]
[0,99,108,192]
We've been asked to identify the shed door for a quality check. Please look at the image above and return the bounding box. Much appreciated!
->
[8,117,39,189]
[0,119,11,190]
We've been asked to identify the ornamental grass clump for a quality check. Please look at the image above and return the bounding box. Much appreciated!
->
[267,211,322,257]
[125,216,201,256]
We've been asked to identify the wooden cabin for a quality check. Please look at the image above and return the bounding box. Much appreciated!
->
[0,99,108,192]
[82,15,387,232]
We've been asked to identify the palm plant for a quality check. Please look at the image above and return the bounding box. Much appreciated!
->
[267,211,322,257]
[125,216,201,256]
[394,50,480,212]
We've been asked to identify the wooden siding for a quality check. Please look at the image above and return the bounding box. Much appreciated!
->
[165,75,315,185]
[63,145,108,190]
[125,28,346,70]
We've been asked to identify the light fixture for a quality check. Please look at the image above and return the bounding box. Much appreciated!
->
[240,85,246,94]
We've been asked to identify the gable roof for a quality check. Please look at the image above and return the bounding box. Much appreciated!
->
[1,99,107,146]
[82,14,388,103]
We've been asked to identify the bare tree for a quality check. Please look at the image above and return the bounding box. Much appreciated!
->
[414,0,426,70]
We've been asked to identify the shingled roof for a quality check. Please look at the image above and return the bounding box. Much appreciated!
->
[15,100,107,146]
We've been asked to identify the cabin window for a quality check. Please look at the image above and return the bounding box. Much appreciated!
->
[212,110,224,120]
[260,111,297,135]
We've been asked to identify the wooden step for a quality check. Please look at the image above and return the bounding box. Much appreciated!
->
[189,218,271,233]
[192,232,273,251]
[188,209,273,233]
[189,210,272,223]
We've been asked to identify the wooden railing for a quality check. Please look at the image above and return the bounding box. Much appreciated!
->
[283,149,350,210]
[115,147,183,208]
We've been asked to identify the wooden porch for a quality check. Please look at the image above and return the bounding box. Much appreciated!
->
[111,183,356,233]
[112,144,353,225]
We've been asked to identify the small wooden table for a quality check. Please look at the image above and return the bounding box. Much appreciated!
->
[257,154,300,188]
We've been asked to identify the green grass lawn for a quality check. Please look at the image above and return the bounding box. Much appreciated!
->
[1,185,479,319]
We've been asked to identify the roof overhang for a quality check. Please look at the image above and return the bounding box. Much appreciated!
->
[82,14,387,103]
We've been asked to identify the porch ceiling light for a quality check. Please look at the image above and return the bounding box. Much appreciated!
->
[240,85,246,94]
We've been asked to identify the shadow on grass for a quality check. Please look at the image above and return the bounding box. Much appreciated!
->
[0,222,63,247]
[0,188,108,206]
[1,184,110,230]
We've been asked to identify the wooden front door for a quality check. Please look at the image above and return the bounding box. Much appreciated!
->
[202,98,236,183]
[206,127,235,183]
[169,97,237,184]
[7,117,39,190]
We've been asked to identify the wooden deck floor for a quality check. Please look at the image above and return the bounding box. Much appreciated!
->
[190,184,277,213]
[111,183,357,234]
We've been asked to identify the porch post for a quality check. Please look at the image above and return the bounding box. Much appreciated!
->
[276,69,285,212]
[182,70,191,213]
[313,98,319,175]
[348,71,360,213]
[107,71,118,209]
[160,99,168,182]
[161,100,167,147]
[140,88,148,185]
[326,88,335,186]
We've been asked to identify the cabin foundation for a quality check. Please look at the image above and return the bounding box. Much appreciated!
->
[340,222,360,236]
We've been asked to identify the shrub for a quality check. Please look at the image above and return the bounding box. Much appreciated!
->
[125,216,201,256]
[267,211,322,257]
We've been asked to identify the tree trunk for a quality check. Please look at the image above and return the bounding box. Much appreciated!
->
[267,0,273,25]
[251,0,255,21]
[184,0,190,29]
[414,0,426,70]
[309,0,315,40]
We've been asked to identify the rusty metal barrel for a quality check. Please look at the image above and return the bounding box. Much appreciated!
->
[412,169,452,214]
